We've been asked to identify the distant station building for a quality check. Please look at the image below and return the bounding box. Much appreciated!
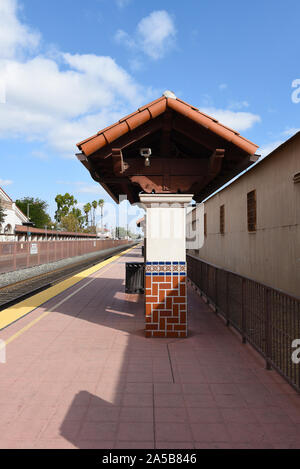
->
[76,91,259,337]
[14,225,99,242]
[0,186,29,241]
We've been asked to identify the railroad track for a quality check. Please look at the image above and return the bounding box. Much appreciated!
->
[0,244,135,310]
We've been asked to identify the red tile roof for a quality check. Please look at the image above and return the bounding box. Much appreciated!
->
[77,95,259,157]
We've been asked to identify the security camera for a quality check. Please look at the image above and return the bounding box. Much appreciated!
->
[140,148,152,157]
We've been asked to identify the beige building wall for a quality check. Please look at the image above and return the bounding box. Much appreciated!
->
[187,132,300,298]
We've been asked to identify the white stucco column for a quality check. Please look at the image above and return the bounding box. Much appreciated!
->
[139,194,193,338]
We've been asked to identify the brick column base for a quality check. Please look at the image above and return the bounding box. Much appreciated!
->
[145,262,187,338]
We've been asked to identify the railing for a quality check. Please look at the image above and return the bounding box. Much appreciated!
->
[187,253,300,393]
[0,239,131,275]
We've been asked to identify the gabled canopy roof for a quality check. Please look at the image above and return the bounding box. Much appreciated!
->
[76,92,259,203]
[78,93,258,156]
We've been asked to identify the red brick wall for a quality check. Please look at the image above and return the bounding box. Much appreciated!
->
[145,262,187,338]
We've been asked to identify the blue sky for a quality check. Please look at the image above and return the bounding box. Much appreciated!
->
[0,0,299,227]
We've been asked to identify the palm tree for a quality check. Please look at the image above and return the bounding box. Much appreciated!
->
[92,200,98,227]
[98,199,105,230]
[83,203,91,226]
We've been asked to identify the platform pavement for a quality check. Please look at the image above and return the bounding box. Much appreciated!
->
[0,247,299,449]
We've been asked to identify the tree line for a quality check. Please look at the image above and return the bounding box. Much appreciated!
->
[13,194,105,234]
[54,194,105,234]
[10,194,139,239]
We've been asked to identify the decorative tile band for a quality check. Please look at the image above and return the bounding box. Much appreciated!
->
[145,261,186,276]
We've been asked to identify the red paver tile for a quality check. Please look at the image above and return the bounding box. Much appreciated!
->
[155,394,185,408]
[154,383,182,394]
[153,372,174,383]
[79,422,117,441]
[122,393,153,407]
[34,439,78,449]
[187,407,223,424]
[5,419,48,441]
[226,422,268,443]
[120,407,153,422]
[114,441,154,449]
[18,404,57,422]
[90,393,123,407]
[261,423,300,444]
[75,440,115,449]
[252,407,293,424]
[191,423,231,442]
[181,383,211,394]
[117,422,154,441]
[155,407,188,423]
[0,440,37,449]
[184,393,216,408]
[195,441,274,449]
[272,442,300,449]
[155,422,192,442]
[221,408,258,423]
[85,406,120,422]
[214,393,248,409]
[210,383,240,395]
[156,442,195,449]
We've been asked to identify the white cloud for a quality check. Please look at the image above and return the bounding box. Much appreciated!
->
[115,10,176,60]
[0,0,40,59]
[116,0,132,8]
[31,150,48,159]
[114,29,135,50]
[0,1,154,156]
[219,83,227,90]
[129,58,143,72]
[228,100,249,110]
[56,180,106,195]
[0,179,13,186]
[137,11,176,60]
[282,127,300,137]
[200,107,261,132]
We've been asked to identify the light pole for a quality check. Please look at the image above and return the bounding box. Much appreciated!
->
[27,203,31,219]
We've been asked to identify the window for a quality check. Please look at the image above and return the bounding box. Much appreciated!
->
[204,213,207,237]
[247,190,256,232]
[220,205,225,234]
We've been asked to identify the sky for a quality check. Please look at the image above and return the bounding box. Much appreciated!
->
[0,0,299,229]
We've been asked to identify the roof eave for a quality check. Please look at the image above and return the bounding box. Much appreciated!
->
[76,96,259,158]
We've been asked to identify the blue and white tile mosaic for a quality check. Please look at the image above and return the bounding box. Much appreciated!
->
[145,261,186,276]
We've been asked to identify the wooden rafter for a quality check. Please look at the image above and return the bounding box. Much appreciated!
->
[208,149,225,177]
[90,117,163,162]
[111,148,127,175]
